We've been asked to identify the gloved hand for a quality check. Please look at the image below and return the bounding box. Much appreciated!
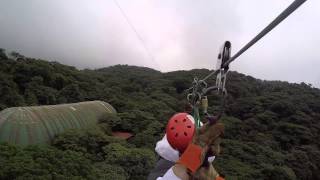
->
[192,122,224,164]
[157,112,224,180]
[193,164,219,180]
[177,121,224,176]
[199,115,223,161]
[193,137,223,180]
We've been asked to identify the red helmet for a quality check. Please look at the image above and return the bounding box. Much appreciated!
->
[166,113,196,153]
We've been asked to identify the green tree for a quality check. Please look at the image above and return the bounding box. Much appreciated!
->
[103,143,156,180]
[0,48,8,59]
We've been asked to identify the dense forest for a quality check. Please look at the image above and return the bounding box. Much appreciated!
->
[0,48,319,180]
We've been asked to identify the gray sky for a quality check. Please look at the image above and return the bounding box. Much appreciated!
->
[0,0,319,87]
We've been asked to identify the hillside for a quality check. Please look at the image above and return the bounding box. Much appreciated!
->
[0,49,320,179]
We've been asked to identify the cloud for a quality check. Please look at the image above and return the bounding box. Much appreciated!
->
[0,0,319,87]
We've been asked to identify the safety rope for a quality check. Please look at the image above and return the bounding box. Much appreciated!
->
[192,107,201,128]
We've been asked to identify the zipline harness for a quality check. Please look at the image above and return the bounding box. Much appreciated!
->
[186,0,307,127]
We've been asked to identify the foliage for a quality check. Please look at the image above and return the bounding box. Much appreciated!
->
[103,143,156,180]
[52,127,122,161]
[0,143,97,180]
[0,50,320,179]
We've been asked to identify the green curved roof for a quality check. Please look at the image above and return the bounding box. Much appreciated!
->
[0,101,116,145]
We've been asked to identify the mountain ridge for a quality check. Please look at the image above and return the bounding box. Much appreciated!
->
[0,49,319,179]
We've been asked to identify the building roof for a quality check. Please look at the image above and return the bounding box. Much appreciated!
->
[112,131,134,140]
[0,101,116,145]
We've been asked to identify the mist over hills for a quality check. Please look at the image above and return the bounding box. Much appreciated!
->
[0,49,319,179]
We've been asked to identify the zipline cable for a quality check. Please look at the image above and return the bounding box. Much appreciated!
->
[113,0,161,71]
[190,0,308,124]
[203,0,307,81]
[224,0,307,67]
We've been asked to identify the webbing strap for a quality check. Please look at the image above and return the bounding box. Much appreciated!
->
[192,107,201,128]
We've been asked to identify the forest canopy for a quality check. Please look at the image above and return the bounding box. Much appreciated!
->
[0,49,319,179]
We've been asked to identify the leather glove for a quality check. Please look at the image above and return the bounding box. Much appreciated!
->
[192,122,224,165]
[177,122,224,173]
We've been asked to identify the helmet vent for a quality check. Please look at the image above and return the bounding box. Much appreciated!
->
[184,132,188,136]
[187,125,191,128]
[170,127,175,130]
[175,133,179,137]
[183,119,186,122]
[175,119,178,123]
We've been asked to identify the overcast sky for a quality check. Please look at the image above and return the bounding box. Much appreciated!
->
[0,0,319,87]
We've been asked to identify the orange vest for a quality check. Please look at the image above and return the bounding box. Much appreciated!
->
[215,176,225,180]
